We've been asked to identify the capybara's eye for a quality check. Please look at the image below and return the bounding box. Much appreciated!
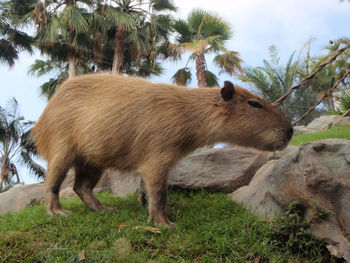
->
[248,101,262,109]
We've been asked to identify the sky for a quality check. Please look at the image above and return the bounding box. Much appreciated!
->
[1,0,349,184]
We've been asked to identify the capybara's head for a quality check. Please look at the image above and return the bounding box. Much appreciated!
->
[219,81,293,151]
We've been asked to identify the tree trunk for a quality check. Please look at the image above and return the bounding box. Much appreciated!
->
[0,156,9,193]
[111,29,126,74]
[68,49,76,78]
[94,34,103,65]
[196,53,207,88]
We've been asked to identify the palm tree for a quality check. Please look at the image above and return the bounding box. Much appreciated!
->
[172,9,242,87]
[0,2,33,67]
[0,98,45,193]
[30,0,92,78]
[105,0,176,74]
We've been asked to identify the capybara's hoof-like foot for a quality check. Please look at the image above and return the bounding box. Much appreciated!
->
[148,212,175,228]
[47,208,72,216]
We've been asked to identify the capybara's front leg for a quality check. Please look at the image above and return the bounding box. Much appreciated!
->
[45,156,72,215]
[139,165,175,228]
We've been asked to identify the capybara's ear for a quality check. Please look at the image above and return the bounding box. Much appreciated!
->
[221,81,235,101]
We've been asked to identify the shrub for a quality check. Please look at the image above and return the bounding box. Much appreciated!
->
[338,90,350,113]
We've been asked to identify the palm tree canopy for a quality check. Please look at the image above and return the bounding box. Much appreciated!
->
[0,4,33,67]
[174,9,231,54]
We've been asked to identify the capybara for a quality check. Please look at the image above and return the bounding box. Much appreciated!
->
[32,74,293,227]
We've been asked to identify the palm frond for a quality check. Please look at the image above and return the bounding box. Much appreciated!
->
[171,67,192,86]
[20,151,46,179]
[0,39,18,67]
[214,51,243,76]
[150,0,177,12]
[205,70,219,87]
[36,15,61,45]
[173,19,192,43]
[60,5,89,34]
[106,7,136,31]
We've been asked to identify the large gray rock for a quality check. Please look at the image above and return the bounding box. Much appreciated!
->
[0,183,45,214]
[230,139,350,261]
[167,146,270,191]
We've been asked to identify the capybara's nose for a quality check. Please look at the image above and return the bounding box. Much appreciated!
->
[286,127,294,140]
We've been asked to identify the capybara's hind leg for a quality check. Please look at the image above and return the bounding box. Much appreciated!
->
[139,179,148,207]
[73,164,114,212]
[139,165,175,228]
[45,157,72,215]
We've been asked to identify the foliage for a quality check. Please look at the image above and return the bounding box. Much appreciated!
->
[304,38,350,112]
[0,189,335,262]
[0,1,33,67]
[104,0,176,74]
[0,98,45,192]
[172,9,242,87]
[291,125,350,146]
[171,67,192,86]
[241,45,324,125]
[267,200,330,259]
[338,90,350,112]
[5,0,177,100]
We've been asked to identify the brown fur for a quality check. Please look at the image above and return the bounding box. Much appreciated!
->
[32,73,293,227]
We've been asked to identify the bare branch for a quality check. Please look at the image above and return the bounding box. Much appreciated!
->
[293,70,350,126]
[273,42,350,107]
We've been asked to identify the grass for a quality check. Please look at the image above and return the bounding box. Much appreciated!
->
[0,189,335,263]
[291,125,350,146]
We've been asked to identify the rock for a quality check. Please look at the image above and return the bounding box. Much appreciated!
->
[343,109,350,117]
[294,115,350,136]
[59,186,106,199]
[167,146,270,192]
[293,125,312,135]
[59,187,78,199]
[102,170,141,197]
[0,183,45,214]
[333,116,350,126]
[306,115,340,132]
[230,139,350,261]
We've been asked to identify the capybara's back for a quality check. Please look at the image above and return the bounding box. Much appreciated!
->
[33,73,293,226]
